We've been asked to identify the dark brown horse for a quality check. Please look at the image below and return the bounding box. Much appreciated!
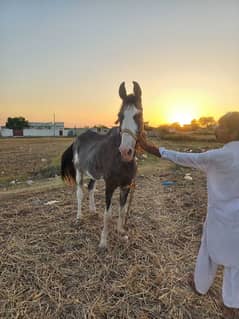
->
[61,81,144,248]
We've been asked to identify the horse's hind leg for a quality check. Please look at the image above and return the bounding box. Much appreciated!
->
[117,186,130,234]
[76,169,83,221]
[99,183,116,249]
[88,179,96,213]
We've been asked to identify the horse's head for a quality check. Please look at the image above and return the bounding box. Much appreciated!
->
[116,81,144,162]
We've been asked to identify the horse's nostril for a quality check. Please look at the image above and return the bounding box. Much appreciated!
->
[127,149,132,157]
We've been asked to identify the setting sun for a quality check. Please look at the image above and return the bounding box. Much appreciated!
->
[166,102,199,126]
[168,110,194,126]
[149,90,208,127]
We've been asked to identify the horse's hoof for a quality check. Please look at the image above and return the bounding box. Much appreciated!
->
[74,219,81,227]
[98,244,108,254]
[98,240,108,250]
[123,235,129,241]
[70,219,79,227]
[117,227,126,235]
[98,242,107,249]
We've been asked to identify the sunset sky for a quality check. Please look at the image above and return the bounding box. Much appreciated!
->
[0,1,238,128]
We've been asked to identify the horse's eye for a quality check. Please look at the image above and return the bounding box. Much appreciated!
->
[134,114,140,121]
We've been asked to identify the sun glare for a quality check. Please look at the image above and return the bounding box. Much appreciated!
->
[169,111,194,126]
[167,102,198,126]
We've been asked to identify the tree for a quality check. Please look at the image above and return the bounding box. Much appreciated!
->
[157,124,170,135]
[144,121,150,131]
[170,122,181,131]
[190,119,199,130]
[198,116,216,128]
[6,117,29,129]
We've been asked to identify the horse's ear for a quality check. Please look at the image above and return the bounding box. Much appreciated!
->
[119,82,127,100]
[133,81,142,99]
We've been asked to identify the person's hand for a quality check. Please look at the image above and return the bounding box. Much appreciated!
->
[138,133,161,157]
[159,147,166,156]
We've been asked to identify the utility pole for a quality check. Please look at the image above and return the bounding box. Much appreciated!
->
[53,113,55,137]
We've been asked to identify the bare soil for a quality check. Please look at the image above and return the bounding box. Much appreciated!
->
[0,137,73,187]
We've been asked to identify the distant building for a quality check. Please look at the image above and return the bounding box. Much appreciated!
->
[0,126,13,137]
[0,122,109,137]
[92,126,109,134]
[24,122,65,137]
[0,122,65,137]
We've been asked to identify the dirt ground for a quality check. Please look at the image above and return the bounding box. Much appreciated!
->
[0,137,73,187]
[0,137,228,319]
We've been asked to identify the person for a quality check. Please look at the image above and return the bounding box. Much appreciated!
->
[139,112,239,313]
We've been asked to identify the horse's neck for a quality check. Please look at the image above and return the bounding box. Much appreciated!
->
[92,127,137,164]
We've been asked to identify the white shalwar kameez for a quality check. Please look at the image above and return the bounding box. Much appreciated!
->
[159,141,239,308]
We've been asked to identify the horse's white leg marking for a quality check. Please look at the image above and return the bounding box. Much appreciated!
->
[89,182,96,213]
[76,169,83,221]
[99,205,112,248]
[117,187,130,234]
[117,205,127,234]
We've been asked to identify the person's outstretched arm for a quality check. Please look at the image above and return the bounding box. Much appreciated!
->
[159,147,211,171]
[138,134,216,171]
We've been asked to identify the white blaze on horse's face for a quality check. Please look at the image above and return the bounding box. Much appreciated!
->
[119,105,139,162]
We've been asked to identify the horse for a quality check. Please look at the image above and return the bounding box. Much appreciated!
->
[61,81,144,249]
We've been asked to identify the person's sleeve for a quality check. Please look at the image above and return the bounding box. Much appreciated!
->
[159,147,212,171]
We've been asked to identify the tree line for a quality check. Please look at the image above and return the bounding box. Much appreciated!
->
[3,115,217,132]
[144,116,217,133]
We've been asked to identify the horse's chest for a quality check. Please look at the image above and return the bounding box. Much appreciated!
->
[107,163,136,186]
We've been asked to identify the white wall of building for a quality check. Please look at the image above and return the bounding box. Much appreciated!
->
[23,128,64,137]
[0,128,13,137]
[63,128,75,136]
[0,123,109,137]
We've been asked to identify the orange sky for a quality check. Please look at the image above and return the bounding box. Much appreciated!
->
[0,2,238,128]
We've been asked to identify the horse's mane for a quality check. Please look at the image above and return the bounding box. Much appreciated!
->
[106,126,119,135]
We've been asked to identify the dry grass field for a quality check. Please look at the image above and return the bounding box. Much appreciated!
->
[0,137,74,188]
[0,136,230,319]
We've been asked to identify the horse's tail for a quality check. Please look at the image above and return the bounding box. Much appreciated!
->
[61,144,76,186]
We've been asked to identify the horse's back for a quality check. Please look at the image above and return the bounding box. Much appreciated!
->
[72,130,109,176]
[73,130,104,151]
[74,128,118,149]
[77,129,105,143]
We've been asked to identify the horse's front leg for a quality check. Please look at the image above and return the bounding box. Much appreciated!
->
[99,183,115,249]
[117,186,130,234]
[76,169,84,222]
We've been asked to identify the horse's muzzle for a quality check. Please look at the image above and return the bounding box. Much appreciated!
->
[119,146,134,162]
